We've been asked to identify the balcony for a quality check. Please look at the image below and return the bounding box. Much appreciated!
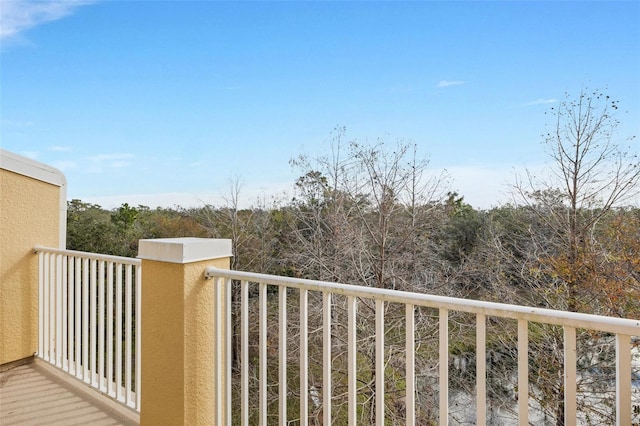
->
[1,150,639,425]
[0,243,638,425]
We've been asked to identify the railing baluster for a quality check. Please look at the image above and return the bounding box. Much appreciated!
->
[259,281,267,426]
[241,280,249,426]
[405,303,415,426]
[61,255,68,371]
[75,256,82,377]
[56,254,62,365]
[439,308,449,425]
[135,263,142,409]
[476,314,487,426]
[116,264,123,401]
[300,288,309,426]
[38,252,44,359]
[90,259,97,386]
[53,254,60,366]
[47,255,56,365]
[107,262,114,396]
[98,260,106,390]
[125,263,132,405]
[616,333,632,426]
[323,292,332,426]
[518,319,528,425]
[348,295,357,426]
[375,299,385,426]
[83,258,90,381]
[279,285,287,426]
[67,257,74,374]
[563,326,576,426]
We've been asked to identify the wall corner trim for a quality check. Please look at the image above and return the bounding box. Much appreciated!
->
[0,149,67,188]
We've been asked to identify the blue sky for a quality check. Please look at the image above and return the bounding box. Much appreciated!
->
[1,0,639,209]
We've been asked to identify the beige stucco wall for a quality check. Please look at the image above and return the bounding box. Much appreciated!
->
[139,238,232,426]
[141,255,230,426]
[0,152,65,365]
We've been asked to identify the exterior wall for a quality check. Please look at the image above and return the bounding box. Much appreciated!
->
[0,150,66,365]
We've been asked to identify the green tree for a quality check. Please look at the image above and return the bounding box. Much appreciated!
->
[67,199,119,254]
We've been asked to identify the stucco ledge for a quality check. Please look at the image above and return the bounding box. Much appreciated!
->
[138,238,232,264]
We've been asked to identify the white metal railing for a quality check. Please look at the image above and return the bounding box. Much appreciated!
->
[35,246,142,412]
[205,267,640,426]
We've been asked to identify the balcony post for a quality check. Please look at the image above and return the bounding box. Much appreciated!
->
[138,238,232,426]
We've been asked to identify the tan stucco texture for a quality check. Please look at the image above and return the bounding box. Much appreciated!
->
[141,256,230,426]
[0,169,61,365]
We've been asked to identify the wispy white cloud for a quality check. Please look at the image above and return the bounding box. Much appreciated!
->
[437,80,465,88]
[524,98,558,106]
[0,0,96,41]
[48,145,72,152]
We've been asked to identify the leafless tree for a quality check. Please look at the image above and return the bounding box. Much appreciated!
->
[507,88,639,424]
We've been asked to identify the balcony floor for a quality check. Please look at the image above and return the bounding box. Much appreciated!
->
[0,359,138,426]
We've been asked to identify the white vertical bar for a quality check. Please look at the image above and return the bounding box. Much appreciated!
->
[56,254,63,367]
[226,278,232,425]
[98,260,105,390]
[107,262,114,396]
[51,254,57,364]
[439,309,448,425]
[135,264,142,410]
[616,334,631,426]
[48,254,54,362]
[476,314,486,426]
[279,285,287,426]
[215,277,223,426]
[259,282,267,426]
[38,252,44,358]
[348,296,357,426]
[90,259,97,386]
[116,263,123,401]
[62,255,68,371]
[563,326,576,426]
[125,264,132,405]
[67,257,75,373]
[323,292,332,426]
[300,288,308,426]
[82,258,90,381]
[241,280,249,426]
[405,304,415,426]
[517,319,528,425]
[75,257,82,377]
[375,299,384,426]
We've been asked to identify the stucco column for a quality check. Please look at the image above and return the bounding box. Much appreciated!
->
[138,238,232,426]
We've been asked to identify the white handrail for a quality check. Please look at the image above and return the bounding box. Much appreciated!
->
[35,245,141,265]
[205,267,639,425]
[205,267,640,335]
